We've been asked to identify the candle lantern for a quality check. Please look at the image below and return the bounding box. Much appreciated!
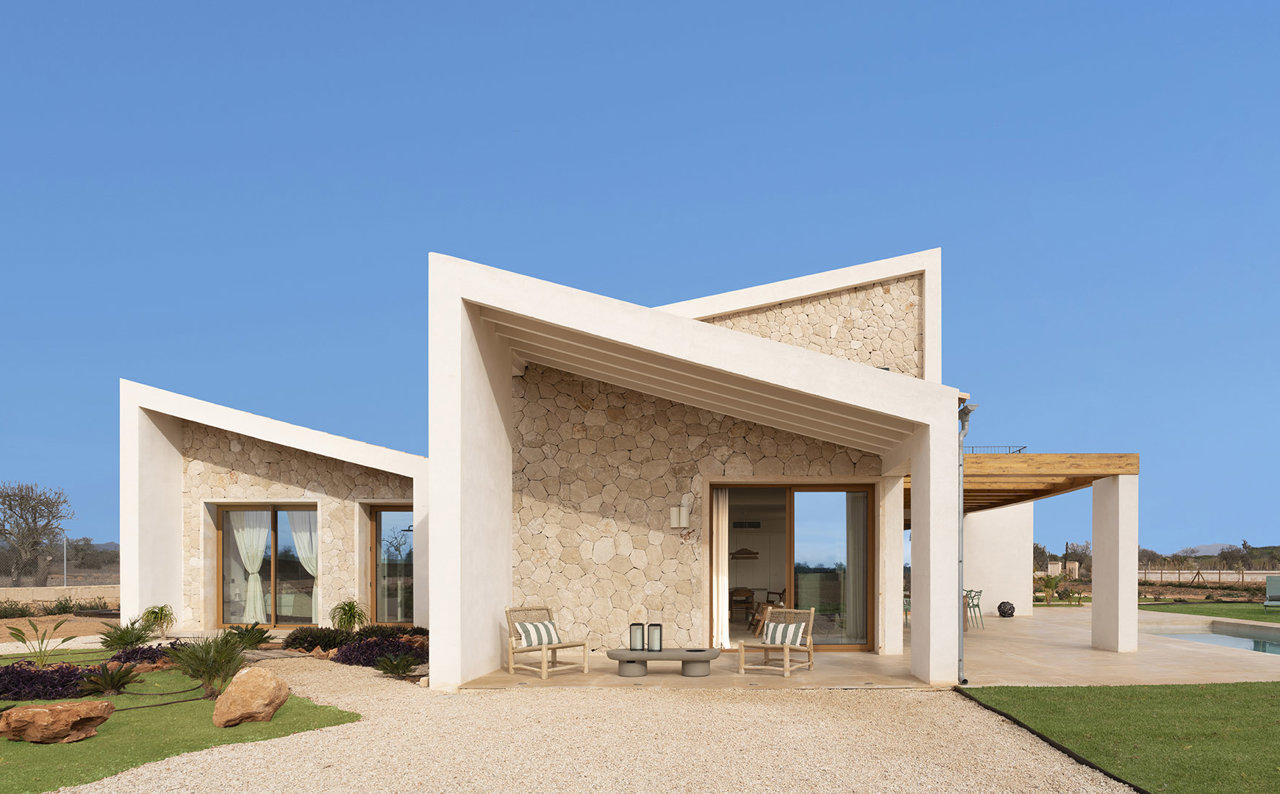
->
[629,622,646,651]
[647,623,663,653]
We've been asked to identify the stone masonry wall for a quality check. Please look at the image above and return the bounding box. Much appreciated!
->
[705,274,924,376]
[180,421,412,629]
[511,365,881,649]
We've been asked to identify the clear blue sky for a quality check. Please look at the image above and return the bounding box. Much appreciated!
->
[2,4,1277,554]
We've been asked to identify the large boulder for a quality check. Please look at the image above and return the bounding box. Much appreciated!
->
[0,701,114,744]
[212,667,290,728]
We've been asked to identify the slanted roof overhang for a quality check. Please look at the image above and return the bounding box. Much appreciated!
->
[905,453,1140,514]
[432,253,961,458]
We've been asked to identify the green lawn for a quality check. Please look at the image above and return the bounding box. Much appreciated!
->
[964,682,1280,793]
[1139,601,1280,624]
[1,660,358,793]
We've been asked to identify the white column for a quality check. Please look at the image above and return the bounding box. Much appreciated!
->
[428,266,515,690]
[877,476,905,655]
[906,425,960,684]
[1091,475,1138,652]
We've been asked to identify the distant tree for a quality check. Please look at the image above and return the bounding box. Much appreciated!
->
[0,482,75,586]
[1217,544,1246,570]
[1175,547,1200,558]
[1064,541,1093,577]
[1138,547,1165,568]
[1032,543,1048,572]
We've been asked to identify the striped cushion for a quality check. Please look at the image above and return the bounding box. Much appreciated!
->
[761,620,805,646]
[514,620,561,647]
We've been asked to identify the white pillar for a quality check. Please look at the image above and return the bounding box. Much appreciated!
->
[876,476,905,655]
[907,426,959,684]
[1091,475,1138,652]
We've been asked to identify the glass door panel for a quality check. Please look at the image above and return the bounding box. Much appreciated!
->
[221,509,272,625]
[793,490,868,646]
[375,510,414,623]
[275,510,318,625]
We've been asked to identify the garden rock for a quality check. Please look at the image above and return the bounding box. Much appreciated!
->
[310,646,328,659]
[106,658,175,674]
[0,700,114,744]
[213,667,290,728]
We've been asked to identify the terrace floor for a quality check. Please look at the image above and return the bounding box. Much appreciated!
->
[461,606,1280,689]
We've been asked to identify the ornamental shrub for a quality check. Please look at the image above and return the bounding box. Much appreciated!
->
[353,624,428,641]
[282,627,354,652]
[0,600,35,619]
[0,661,88,701]
[109,642,181,665]
[39,596,77,616]
[331,637,426,668]
[98,618,157,651]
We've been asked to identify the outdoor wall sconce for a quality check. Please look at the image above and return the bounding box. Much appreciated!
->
[669,505,690,529]
[647,622,663,652]
[629,622,646,650]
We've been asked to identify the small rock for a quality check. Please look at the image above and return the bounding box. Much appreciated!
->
[310,646,327,659]
[212,667,290,728]
[0,701,114,744]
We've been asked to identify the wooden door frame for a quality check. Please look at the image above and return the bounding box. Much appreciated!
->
[369,504,415,625]
[710,483,877,651]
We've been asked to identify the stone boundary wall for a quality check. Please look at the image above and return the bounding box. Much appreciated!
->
[511,364,880,650]
[704,274,924,377]
[0,585,120,607]
[180,420,412,630]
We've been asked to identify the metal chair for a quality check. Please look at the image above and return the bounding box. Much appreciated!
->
[964,589,984,629]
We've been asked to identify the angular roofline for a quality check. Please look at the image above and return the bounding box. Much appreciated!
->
[654,248,942,383]
[119,379,427,479]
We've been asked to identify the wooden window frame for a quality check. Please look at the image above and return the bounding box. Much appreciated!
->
[215,504,318,629]
[370,505,415,626]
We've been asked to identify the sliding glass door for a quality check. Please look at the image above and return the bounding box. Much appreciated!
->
[219,506,318,627]
[373,508,414,624]
[792,489,870,648]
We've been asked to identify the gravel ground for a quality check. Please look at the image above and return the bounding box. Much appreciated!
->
[63,658,1130,793]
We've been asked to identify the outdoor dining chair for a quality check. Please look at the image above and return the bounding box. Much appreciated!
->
[964,589,984,629]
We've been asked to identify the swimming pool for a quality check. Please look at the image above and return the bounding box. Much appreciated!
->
[1162,620,1280,656]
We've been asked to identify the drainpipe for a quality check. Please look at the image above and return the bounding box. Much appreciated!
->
[957,401,977,685]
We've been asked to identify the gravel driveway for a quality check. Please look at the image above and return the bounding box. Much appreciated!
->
[65,658,1130,793]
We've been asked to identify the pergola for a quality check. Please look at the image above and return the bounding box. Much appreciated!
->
[906,452,1141,653]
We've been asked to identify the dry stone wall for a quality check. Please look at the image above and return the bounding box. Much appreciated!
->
[511,365,880,649]
[705,274,924,376]
[180,421,412,630]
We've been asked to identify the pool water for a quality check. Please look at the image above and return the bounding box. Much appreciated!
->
[1162,632,1280,655]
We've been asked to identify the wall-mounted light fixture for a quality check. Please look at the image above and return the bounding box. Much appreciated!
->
[669,505,690,529]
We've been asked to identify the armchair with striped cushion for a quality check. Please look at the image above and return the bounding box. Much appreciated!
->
[737,606,815,678]
[505,606,590,679]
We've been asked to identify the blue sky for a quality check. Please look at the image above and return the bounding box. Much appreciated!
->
[1,4,1277,554]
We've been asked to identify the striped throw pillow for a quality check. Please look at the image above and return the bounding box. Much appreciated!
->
[761,620,805,646]
[515,620,561,648]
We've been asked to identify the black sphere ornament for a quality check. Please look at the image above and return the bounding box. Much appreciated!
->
[997,601,1015,618]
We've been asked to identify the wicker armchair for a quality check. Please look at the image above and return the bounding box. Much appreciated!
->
[737,606,815,678]
[505,606,589,679]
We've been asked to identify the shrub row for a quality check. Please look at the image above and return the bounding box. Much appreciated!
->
[331,637,427,668]
[0,597,110,619]
[109,642,183,665]
[0,661,88,700]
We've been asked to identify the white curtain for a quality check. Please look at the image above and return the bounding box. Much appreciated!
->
[287,510,320,623]
[711,489,730,649]
[229,510,271,624]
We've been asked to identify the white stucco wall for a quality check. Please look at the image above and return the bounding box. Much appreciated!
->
[962,502,1034,618]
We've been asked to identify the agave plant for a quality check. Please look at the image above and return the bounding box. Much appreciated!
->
[140,604,176,638]
[80,662,141,696]
[166,632,245,699]
[328,600,368,631]
[374,653,419,679]
[7,618,74,668]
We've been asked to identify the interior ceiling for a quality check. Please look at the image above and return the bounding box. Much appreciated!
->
[907,453,1141,514]
[479,306,918,457]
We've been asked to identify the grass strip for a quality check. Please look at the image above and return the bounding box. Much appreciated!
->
[1138,602,1280,624]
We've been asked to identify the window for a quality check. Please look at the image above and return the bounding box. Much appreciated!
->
[219,506,318,627]
[372,507,414,624]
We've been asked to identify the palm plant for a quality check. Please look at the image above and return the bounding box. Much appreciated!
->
[1036,574,1065,605]
[374,653,419,679]
[80,662,141,696]
[99,618,157,651]
[140,604,176,639]
[226,622,271,650]
[165,632,245,698]
[7,618,74,668]
[329,599,368,631]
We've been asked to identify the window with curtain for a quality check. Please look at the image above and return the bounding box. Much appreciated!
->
[220,506,318,626]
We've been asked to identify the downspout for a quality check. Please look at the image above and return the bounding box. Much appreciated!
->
[957,401,976,685]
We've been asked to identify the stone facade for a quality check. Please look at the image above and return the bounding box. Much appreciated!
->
[705,274,924,376]
[180,420,412,629]
[511,365,880,649]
